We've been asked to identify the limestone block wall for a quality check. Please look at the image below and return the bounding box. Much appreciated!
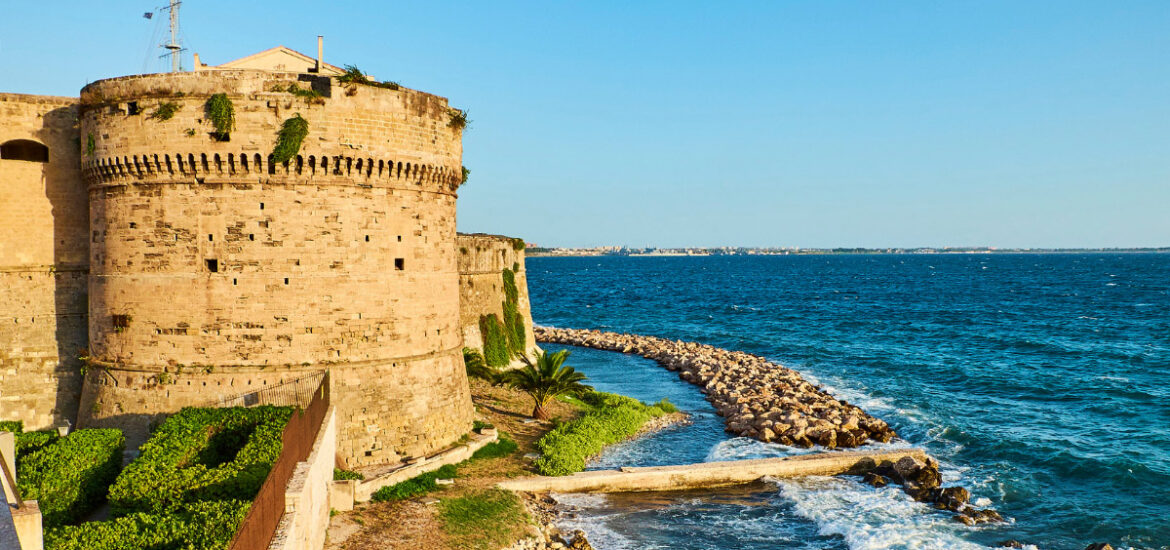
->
[76,70,471,465]
[456,233,538,358]
[0,94,88,430]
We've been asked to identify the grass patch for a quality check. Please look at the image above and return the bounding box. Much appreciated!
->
[534,391,675,476]
[275,83,325,104]
[370,464,458,502]
[470,433,518,461]
[438,489,528,550]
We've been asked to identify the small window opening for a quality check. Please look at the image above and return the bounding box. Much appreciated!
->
[127,102,141,115]
[111,314,131,330]
[249,234,255,241]
[212,132,230,142]
[208,234,214,242]
[129,222,137,229]
[233,278,237,285]
[206,259,219,272]
[394,258,405,270]
[397,235,402,242]
[284,277,289,285]
[364,235,370,242]
[260,202,265,210]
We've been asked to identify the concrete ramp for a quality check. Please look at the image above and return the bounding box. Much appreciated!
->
[499,448,926,494]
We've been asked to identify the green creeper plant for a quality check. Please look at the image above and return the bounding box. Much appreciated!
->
[272,114,309,164]
[205,93,234,140]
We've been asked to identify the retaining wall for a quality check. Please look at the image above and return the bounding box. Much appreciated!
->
[268,404,337,550]
[456,234,537,359]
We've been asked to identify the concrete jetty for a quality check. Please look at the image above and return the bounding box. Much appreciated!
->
[498,448,926,494]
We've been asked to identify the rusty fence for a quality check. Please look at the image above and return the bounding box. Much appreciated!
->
[228,370,331,550]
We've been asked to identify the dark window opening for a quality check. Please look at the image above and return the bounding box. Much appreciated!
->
[127,102,141,115]
[211,132,230,142]
[233,278,237,285]
[394,258,405,270]
[397,235,402,242]
[206,259,219,272]
[209,234,214,241]
[364,235,370,242]
[284,277,289,285]
[260,202,265,210]
[249,234,255,241]
[111,314,131,330]
[129,222,137,229]
[0,140,49,163]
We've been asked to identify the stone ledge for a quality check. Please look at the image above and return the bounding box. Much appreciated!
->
[348,430,500,504]
[497,448,927,494]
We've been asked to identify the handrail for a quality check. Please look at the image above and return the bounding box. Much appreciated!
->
[0,447,23,509]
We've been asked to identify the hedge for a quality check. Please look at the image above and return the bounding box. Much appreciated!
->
[371,464,458,502]
[0,420,22,433]
[17,429,125,527]
[534,392,674,476]
[16,430,59,460]
[44,499,249,550]
[107,405,291,516]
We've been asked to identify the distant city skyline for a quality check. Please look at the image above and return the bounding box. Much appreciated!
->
[2,1,1167,248]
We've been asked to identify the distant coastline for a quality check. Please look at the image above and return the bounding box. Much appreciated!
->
[528,246,1170,258]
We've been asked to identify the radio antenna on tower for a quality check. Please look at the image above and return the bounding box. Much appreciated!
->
[161,0,184,72]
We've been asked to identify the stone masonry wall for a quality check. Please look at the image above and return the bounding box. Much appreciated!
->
[0,93,89,430]
[76,71,471,465]
[456,234,538,359]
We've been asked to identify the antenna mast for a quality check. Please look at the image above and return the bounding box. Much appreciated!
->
[162,0,184,72]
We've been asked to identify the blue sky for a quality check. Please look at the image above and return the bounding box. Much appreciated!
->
[2,1,1167,248]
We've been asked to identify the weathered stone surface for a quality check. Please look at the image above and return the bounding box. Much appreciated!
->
[456,233,538,360]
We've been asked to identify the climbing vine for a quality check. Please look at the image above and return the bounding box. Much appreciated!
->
[479,314,510,367]
[205,93,234,140]
[272,114,309,164]
[86,133,95,156]
[502,268,526,356]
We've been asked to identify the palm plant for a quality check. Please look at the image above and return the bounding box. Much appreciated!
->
[463,347,498,383]
[501,350,591,420]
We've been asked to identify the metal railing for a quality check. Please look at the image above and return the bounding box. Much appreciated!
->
[214,371,326,410]
[228,371,331,550]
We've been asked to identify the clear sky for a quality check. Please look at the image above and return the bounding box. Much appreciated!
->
[2,1,1167,248]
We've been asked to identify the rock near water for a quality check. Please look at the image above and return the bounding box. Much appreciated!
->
[535,326,897,448]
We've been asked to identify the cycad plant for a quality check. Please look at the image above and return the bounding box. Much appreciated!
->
[463,347,498,383]
[501,350,591,420]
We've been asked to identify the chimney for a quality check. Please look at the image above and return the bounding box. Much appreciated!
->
[192,52,202,70]
[316,36,323,73]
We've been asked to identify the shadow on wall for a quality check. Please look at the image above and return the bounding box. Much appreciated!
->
[43,105,88,428]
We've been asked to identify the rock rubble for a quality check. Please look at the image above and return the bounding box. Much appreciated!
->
[535,326,896,449]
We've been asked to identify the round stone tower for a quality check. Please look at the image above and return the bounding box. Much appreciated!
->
[77,70,471,466]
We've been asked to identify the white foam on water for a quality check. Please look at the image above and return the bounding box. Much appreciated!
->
[772,475,993,550]
[704,436,812,462]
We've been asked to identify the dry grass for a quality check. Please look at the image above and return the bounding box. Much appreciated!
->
[325,379,585,550]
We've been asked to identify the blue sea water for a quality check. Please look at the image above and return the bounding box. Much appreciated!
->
[527,253,1170,550]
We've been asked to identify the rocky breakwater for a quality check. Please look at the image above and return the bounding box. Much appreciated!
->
[534,326,896,448]
[864,455,1004,526]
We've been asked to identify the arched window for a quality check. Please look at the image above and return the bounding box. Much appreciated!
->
[0,139,49,162]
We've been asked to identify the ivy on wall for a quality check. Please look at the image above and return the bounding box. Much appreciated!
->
[479,314,510,367]
[205,93,234,140]
[502,268,526,356]
[272,114,309,164]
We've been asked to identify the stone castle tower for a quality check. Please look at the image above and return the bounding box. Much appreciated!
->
[0,49,536,468]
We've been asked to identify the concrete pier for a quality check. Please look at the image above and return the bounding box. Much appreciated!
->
[498,448,926,494]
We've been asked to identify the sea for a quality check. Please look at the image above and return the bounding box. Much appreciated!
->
[527,253,1170,550]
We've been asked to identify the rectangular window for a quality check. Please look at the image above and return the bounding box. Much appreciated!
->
[206,259,218,272]
[394,258,405,270]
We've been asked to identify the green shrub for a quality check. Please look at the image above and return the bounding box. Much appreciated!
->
[472,420,494,432]
[107,406,291,516]
[0,420,22,433]
[534,392,671,476]
[470,434,518,461]
[17,429,125,527]
[511,238,526,251]
[16,430,59,460]
[461,166,471,185]
[479,314,510,367]
[448,108,470,131]
[333,468,364,481]
[205,93,234,140]
[438,489,527,550]
[370,464,458,502]
[44,499,249,550]
[338,65,400,90]
[148,102,180,121]
[272,114,309,164]
[277,83,324,104]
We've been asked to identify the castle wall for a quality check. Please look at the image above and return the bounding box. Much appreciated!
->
[77,71,471,465]
[456,234,538,359]
[0,94,88,430]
